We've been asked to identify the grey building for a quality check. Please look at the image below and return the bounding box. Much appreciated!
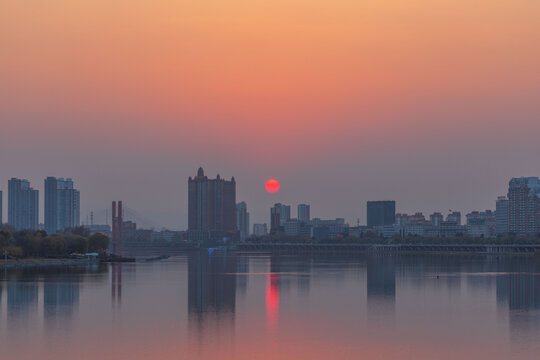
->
[297,204,310,223]
[367,201,396,228]
[496,196,509,236]
[45,177,81,234]
[508,177,540,236]
[270,203,291,233]
[311,218,348,239]
[8,178,39,231]
[253,223,268,237]
[284,219,311,238]
[236,201,250,241]
[466,210,496,238]
[188,167,237,241]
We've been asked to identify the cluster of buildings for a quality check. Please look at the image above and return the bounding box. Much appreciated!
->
[266,203,347,239]
[365,177,540,238]
[0,177,80,233]
[242,176,540,240]
[4,170,540,242]
[366,204,467,238]
[185,168,348,241]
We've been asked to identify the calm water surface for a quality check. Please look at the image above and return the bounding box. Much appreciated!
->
[1,253,539,360]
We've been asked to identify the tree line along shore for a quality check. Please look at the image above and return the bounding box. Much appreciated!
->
[0,225,109,259]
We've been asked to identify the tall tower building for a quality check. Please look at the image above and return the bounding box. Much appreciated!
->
[44,177,81,234]
[8,178,39,231]
[236,201,250,241]
[188,167,237,241]
[495,196,509,236]
[367,201,396,228]
[298,204,311,223]
[508,177,540,236]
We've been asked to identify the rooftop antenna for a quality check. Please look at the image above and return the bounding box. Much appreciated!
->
[91,211,94,226]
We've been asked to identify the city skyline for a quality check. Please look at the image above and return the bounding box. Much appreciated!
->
[0,171,537,234]
[2,1,539,359]
[2,0,540,230]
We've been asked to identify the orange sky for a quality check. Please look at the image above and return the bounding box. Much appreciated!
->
[1,0,540,227]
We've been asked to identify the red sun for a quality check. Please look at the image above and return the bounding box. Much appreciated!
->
[265,179,280,193]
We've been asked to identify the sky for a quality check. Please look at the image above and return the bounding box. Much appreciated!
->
[1,0,540,229]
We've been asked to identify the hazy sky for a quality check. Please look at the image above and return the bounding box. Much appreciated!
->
[1,0,540,229]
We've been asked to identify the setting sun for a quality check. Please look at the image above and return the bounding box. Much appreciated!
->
[265,179,280,193]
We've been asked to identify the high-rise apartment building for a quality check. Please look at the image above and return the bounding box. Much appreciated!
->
[429,212,444,227]
[270,203,291,233]
[8,178,39,231]
[298,204,310,223]
[188,168,237,241]
[367,201,396,228]
[236,201,250,241]
[495,196,509,236]
[446,211,462,225]
[508,177,540,236]
[44,177,81,234]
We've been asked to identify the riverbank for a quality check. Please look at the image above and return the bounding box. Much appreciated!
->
[0,258,99,269]
[235,243,540,256]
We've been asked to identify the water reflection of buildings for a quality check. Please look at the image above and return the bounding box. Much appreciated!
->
[44,278,80,319]
[111,263,123,306]
[0,266,107,327]
[292,256,311,296]
[188,252,237,324]
[496,260,540,342]
[7,277,38,319]
[236,255,249,297]
[366,255,396,321]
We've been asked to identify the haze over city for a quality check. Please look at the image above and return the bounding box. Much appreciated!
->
[2,0,540,229]
[3,2,540,360]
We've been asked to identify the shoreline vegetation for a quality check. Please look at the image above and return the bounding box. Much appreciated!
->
[2,224,540,269]
[0,258,100,269]
[0,225,109,261]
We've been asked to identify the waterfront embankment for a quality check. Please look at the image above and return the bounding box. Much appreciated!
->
[235,243,540,255]
[0,258,98,269]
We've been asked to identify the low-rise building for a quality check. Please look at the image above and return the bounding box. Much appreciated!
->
[253,223,268,237]
[310,218,348,239]
[466,210,496,238]
[284,219,311,238]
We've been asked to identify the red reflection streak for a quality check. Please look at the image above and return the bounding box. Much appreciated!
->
[265,273,280,331]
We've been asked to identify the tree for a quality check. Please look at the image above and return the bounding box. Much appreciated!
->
[4,245,23,258]
[0,229,13,248]
[16,232,41,257]
[69,226,90,237]
[41,236,67,257]
[88,233,109,253]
